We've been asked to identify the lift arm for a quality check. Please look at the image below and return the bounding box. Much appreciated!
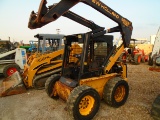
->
[28,0,133,47]
[28,1,104,31]
[63,10,104,31]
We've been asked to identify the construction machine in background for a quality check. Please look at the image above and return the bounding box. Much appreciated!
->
[20,40,38,53]
[0,34,64,97]
[28,0,133,119]
[0,48,27,77]
[149,27,160,120]
[148,27,160,68]
[21,33,65,90]
[0,40,27,89]
[0,40,19,54]
[28,40,38,52]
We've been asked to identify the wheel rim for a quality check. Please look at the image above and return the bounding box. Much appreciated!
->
[79,95,95,116]
[114,85,126,102]
[7,67,17,76]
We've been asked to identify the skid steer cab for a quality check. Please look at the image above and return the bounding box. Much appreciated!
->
[45,32,129,120]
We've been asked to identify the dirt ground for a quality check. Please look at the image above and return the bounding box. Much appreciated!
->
[0,63,159,120]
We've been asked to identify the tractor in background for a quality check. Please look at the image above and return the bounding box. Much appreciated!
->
[119,39,149,64]
[19,40,38,57]
[28,40,38,52]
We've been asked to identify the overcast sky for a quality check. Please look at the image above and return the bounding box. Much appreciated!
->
[0,0,160,43]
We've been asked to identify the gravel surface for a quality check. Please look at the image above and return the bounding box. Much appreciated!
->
[0,63,159,120]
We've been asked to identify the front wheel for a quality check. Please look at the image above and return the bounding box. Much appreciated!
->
[66,85,100,120]
[103,77,129,107]
[141,56,145,63]
[3,64,20,77]
[45,74,60,99]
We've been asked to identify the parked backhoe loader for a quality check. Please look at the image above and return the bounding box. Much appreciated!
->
[0,34,64,97]
[28,0,133,119]
[149,27,160,68]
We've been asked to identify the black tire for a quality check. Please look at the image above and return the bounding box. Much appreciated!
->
[148,52,153,66]
[155,56,160,66]
[103,77,129,107]
[134,54,141,65]
[151,94,160,120]
[3,64,20,77]
[66,85,100,120]
[33,76,48,90]
[45,74,60,99]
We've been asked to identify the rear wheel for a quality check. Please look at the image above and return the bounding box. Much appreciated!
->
[103,77,129,107]
[134,54,141,65]
[155,56,160,66]
[45,74,60,99]
[141,56,145,63]
[66,85,100,120]
[3,64,20,77]
[151,94,160,120]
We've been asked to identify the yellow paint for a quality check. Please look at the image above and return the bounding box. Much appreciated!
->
[79,73,117,98]
[22,49,64,87]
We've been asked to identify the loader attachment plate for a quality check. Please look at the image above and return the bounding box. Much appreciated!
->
[0,71,27,97]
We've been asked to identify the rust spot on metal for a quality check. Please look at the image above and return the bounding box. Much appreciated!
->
[0,85,27,97]
[53,81,73,101]
[0,71,27,97]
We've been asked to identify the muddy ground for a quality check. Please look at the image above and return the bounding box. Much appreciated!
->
[0,63,159,120]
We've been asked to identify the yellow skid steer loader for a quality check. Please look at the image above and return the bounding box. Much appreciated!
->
[0,34,64,97]
[28,0,133,119]
[0,6,109,97]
